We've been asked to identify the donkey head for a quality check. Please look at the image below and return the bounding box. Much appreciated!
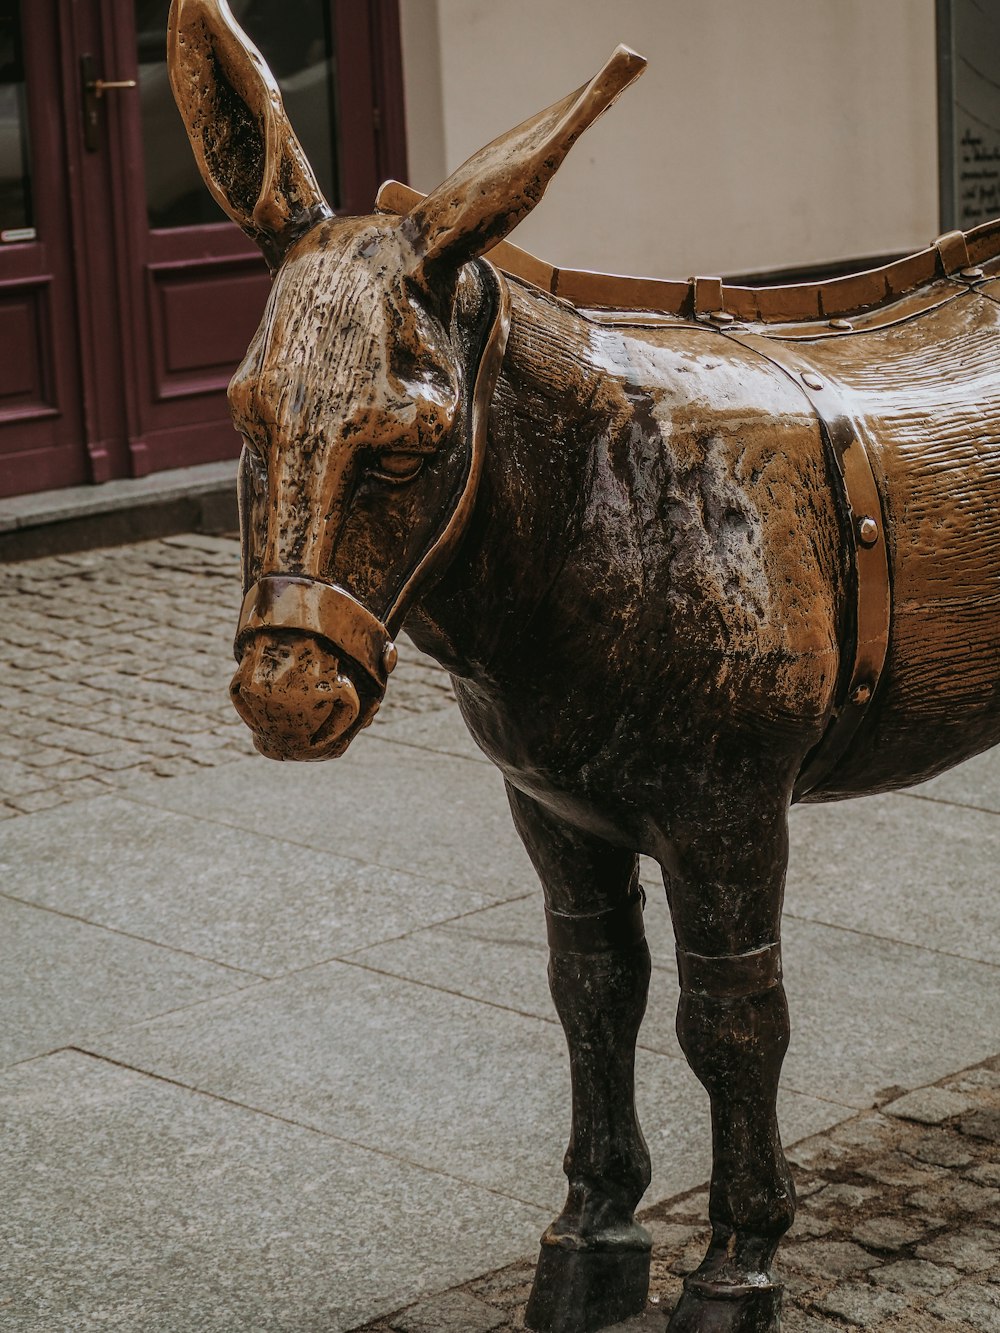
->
[169,0,644,760]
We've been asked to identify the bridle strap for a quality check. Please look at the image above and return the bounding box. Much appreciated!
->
[236,576,396,689]
[384,261,512,632]
[237,261,511,680]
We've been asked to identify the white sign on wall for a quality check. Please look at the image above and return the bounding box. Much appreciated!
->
[939,0,1000,229]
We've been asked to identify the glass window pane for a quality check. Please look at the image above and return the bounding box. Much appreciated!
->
[0,0,34,238]
[137,0,342,230]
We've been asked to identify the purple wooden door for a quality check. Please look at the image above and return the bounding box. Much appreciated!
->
[0,2,92,495]
[0,0,405,499]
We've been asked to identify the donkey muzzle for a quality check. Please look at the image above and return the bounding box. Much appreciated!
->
[230,576,397,760]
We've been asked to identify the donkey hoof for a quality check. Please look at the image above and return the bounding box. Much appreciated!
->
[524,1238,651,1333]
[667,1281,781,1333]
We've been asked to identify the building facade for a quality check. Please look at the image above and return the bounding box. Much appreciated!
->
[1,1,946,500]
[0,0,405,499]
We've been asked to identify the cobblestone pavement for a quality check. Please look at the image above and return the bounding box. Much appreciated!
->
[357,1060,1000,1333]
[0,534,453,819]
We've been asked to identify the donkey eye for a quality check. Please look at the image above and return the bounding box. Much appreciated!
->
[370,452,425,484]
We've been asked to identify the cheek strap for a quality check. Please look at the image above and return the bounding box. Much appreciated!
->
[382,262,512,631]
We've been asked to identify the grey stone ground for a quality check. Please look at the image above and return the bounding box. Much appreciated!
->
[358,1062,1000,1333]
[1,534,998,1331]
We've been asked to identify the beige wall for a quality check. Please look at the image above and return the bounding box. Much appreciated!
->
[398,0,447,197]
[400,0,939,279]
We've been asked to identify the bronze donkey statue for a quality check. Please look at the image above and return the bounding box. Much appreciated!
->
[169,4,1000,1330]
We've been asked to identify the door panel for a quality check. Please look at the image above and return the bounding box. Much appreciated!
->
[0,268,56,417]
[149,258,268,392]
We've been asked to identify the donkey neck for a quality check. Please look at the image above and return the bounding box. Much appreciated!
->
[407,278,618,680]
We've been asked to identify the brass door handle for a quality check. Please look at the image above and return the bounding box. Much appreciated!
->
[81,54,137,151]
[90,79,138,99]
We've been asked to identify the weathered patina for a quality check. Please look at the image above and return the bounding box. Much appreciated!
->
[169,4,1000,1330]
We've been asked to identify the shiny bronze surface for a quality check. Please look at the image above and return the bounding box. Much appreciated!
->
[169,7,1000,1330]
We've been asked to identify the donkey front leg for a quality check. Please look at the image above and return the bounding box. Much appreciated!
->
[666,795,795,1333]
[507,785,653,1333]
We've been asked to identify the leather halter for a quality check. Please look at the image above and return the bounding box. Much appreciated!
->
[236,262,512,689]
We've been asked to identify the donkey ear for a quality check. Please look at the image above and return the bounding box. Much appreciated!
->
[402,45,645,280]
[168,0,331,271]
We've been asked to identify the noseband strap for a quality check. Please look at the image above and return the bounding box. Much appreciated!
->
[236,576,397,689]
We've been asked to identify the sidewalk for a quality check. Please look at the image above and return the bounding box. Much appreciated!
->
[361,1064,1000,1333]
[1,534,998,1332]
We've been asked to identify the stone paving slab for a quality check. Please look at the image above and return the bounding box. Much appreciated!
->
[348,890,671,1030]
[787,788,1000,966]
[353,1057,1000,1333]
[79,956,844,1215]
[1,1049,549,1333]
[134,737,537,900]
[76,959,689,1212]
[911,743,1000,815]
[0,895,247,1067]
[349,893,1000,1111]
[777,916,1000,1110]
[371,701,491,764]
[0,794,504,978]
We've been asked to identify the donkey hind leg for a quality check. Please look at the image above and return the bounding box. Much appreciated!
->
[506,785,653,1333]
[665,798,795,1333]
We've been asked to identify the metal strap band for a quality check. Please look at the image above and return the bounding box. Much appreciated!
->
[237,576,393,688]
[676,942,782,998]
[720,330,891,800]
[378,180,995,324]
[545,895,646,954]
[933,229,971,276]
[384,262,512,631]
[692,275,724,315]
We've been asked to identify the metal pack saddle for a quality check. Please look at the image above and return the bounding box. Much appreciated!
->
[381,178,1000,803]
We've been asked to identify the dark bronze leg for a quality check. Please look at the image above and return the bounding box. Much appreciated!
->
[506,785,653,1333]
[665,803,795,1333]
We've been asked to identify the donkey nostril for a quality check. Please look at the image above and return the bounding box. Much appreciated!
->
[310,675,361,745]
[228,669,260,731]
